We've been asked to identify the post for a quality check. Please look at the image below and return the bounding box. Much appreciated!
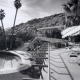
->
[10,9,18,49]
[48,42,50,80]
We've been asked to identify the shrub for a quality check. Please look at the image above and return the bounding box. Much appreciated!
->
[27,38,44,51]
[0,37,6,50]
[6,35,23,50]
[13,37,23,49]
[17,31,35,42]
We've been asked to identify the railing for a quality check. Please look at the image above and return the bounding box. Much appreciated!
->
[23,42,48,80]
[48,43,50,80]
[23,37,72,80]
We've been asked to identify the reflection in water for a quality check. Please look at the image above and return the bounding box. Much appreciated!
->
[0,52,21,69]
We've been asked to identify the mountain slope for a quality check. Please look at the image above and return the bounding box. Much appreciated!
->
[7,13,65,35]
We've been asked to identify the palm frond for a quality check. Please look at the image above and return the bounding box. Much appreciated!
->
[67,1,73,7]
[62,4,71,12]
[14,0,22,9]
[70,0,79,5]
[0,9,5,20]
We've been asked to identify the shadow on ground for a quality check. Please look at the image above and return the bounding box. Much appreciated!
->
[20,67,40,78]
[0,67,40,80]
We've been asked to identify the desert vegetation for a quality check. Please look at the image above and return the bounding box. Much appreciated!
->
[63,0,80,27]
[0,0,80,50]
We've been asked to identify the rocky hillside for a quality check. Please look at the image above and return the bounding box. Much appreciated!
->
[0,13,66,50]
[7,13,65,35]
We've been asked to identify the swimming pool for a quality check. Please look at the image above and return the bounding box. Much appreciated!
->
[0,51,31,74]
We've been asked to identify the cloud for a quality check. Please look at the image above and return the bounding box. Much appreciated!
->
[0,0,69,29]
[0,0,31,29]
[22,0,69,18]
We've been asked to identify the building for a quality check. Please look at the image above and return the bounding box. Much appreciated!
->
[37,26,68,48]
[61,25,80,42]
[37,26,62,38]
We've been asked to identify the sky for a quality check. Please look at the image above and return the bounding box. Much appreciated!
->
[0,0,69,29]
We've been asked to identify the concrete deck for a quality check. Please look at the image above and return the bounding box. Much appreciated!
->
[50,47,80,80]
[60,50,80,80]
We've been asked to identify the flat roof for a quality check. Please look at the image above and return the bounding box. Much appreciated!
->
[62,25,80,38]
[37,26,61,30]
[37,37,68,43]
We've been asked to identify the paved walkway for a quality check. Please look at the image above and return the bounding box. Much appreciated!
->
[49,46,80,80]
[60,50,80,80]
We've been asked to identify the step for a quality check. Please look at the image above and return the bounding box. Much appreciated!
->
[12,58,19,68]
[61,53,80,80]
[4,59,11,69]
[50,73,71,80]
[23,78,42,80]
[0,58,4,69]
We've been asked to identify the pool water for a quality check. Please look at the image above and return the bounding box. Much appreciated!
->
[0,51,21,69]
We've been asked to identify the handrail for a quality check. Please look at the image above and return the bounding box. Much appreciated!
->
[48,42,50,80]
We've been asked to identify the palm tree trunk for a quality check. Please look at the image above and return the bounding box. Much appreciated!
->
[1,19,7,49]
[10,9,18,50]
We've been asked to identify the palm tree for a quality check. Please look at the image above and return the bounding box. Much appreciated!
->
[10,0,22,49]
[0,9,7,49]
[63,0,80,27]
